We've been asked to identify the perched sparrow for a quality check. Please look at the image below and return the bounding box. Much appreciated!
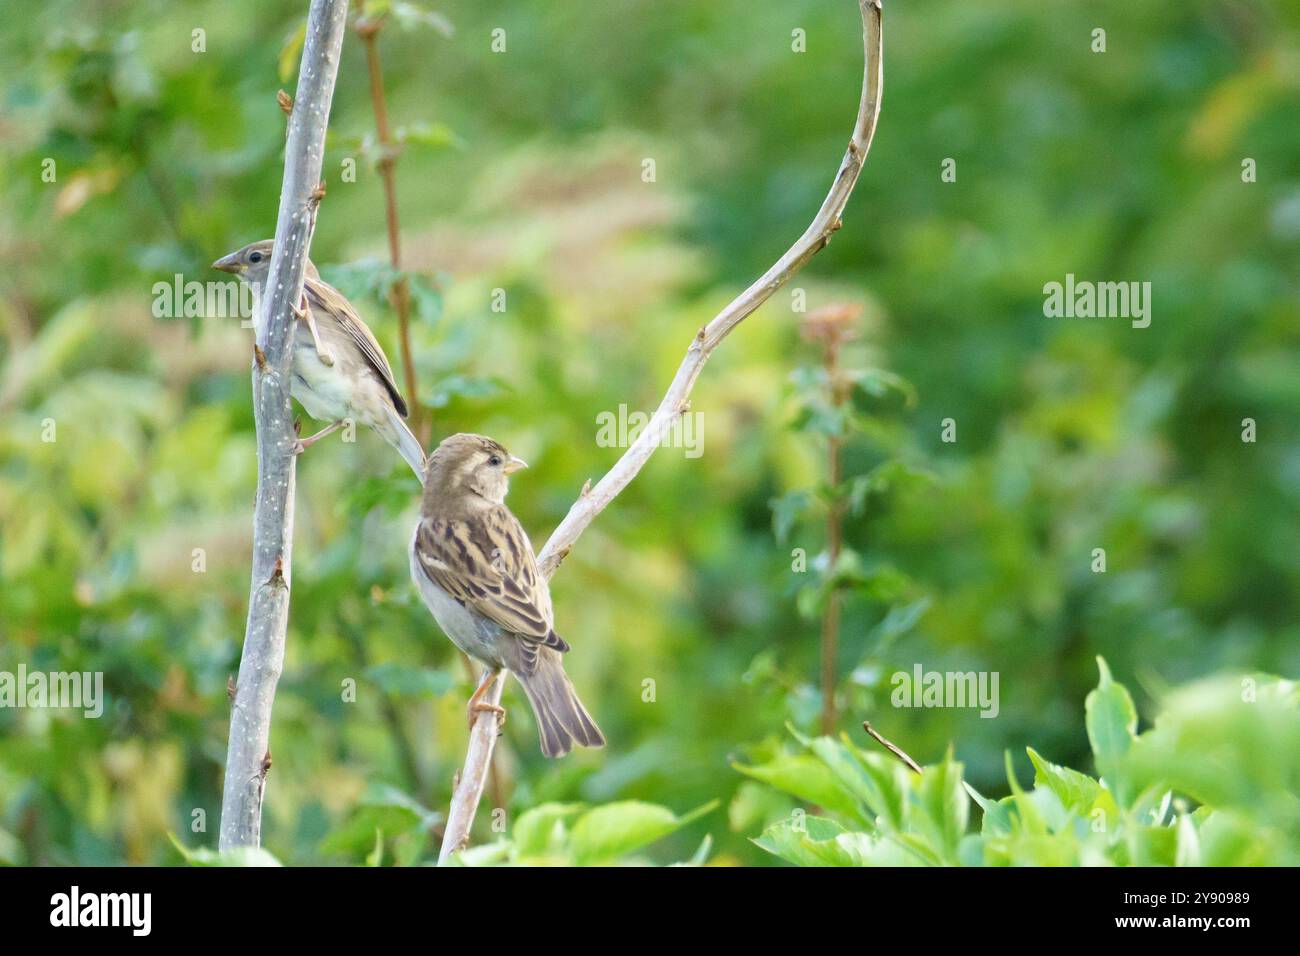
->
[409,433,605,758]
[213,240,425,479]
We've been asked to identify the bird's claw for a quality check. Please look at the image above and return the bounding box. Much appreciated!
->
[467,702,506,731]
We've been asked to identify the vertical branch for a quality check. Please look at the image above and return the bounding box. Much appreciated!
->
[219,0,350,852]
[354,8,426,446]
[436,0,885,863]
[802,302,859,736]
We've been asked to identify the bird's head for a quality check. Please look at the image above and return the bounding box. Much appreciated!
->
[212,240,276,285]
[425,433,528,507]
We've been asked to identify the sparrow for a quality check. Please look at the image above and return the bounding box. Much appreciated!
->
[213,240,425,479]
[409,433,605,758]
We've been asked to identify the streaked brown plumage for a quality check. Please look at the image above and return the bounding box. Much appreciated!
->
[213,240,425,478]
[409,433,605,757]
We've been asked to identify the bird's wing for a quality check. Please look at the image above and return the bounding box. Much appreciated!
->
[304,276,409,417]
[411,510,568,652]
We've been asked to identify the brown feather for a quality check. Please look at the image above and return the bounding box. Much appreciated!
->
[304,276,409,417]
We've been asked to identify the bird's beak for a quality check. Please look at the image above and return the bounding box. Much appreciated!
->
[503,456,529,475]
[212,253,243,274]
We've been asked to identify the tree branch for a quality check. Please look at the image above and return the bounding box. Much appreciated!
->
[219,0,350,851]
[437,0,884,863]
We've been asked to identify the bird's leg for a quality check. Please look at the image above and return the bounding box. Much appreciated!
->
[293,420,344,455]
[293,293,335,367]
[466,667,506,730]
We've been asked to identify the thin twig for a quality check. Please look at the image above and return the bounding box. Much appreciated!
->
[863,720,986,808]
[437,0,885,864]
[218,0,350,851]
[862,721,922,774]
[355,7,426,446]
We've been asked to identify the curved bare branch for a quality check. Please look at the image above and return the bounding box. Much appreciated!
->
[438,0,884,864]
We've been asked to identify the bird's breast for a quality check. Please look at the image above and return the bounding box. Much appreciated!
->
[408,538,506,668]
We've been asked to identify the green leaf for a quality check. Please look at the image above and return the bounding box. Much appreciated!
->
[170,835,282,867]
[568,800,716,865]
[395,121,459,150]
[405,271,445,323]
[1175,813,1200,866]
[449,841,512,867]
[867,597,932,651]
[511,802,584,859]
[848,367,918,411]
[1085,657,1138,806]
[318,784,441,862]
[768,490,811,543]
[912,752,969,862]
[845,461,936,515]
[388,1,454,35]
[753,815,876,867]
[343,474,412,515]
[734,754,863,821]
[278,23,306,84]
[365,662,456,698]
[1026,746,1103,814]
[424,374,506,409]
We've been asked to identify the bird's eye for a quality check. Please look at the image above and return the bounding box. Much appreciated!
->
[249,251,263,263]
[488,455,502,467]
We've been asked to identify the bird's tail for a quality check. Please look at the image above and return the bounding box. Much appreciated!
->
[381,404,427,480]
[517,651,605,758]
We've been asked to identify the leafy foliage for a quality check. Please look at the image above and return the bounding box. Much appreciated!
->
[746,661,1300,866]
[449,800,717,867]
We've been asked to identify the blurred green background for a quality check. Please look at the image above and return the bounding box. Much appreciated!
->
[1,0,1298,865]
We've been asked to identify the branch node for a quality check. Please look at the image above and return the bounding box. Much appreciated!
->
[226,675,237,703]
[580,478,592,498]
[277,89,294,115]
[253,343,267,370]
[268,556,287,589]
[260,750,273,779]
[309,180,327,205]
